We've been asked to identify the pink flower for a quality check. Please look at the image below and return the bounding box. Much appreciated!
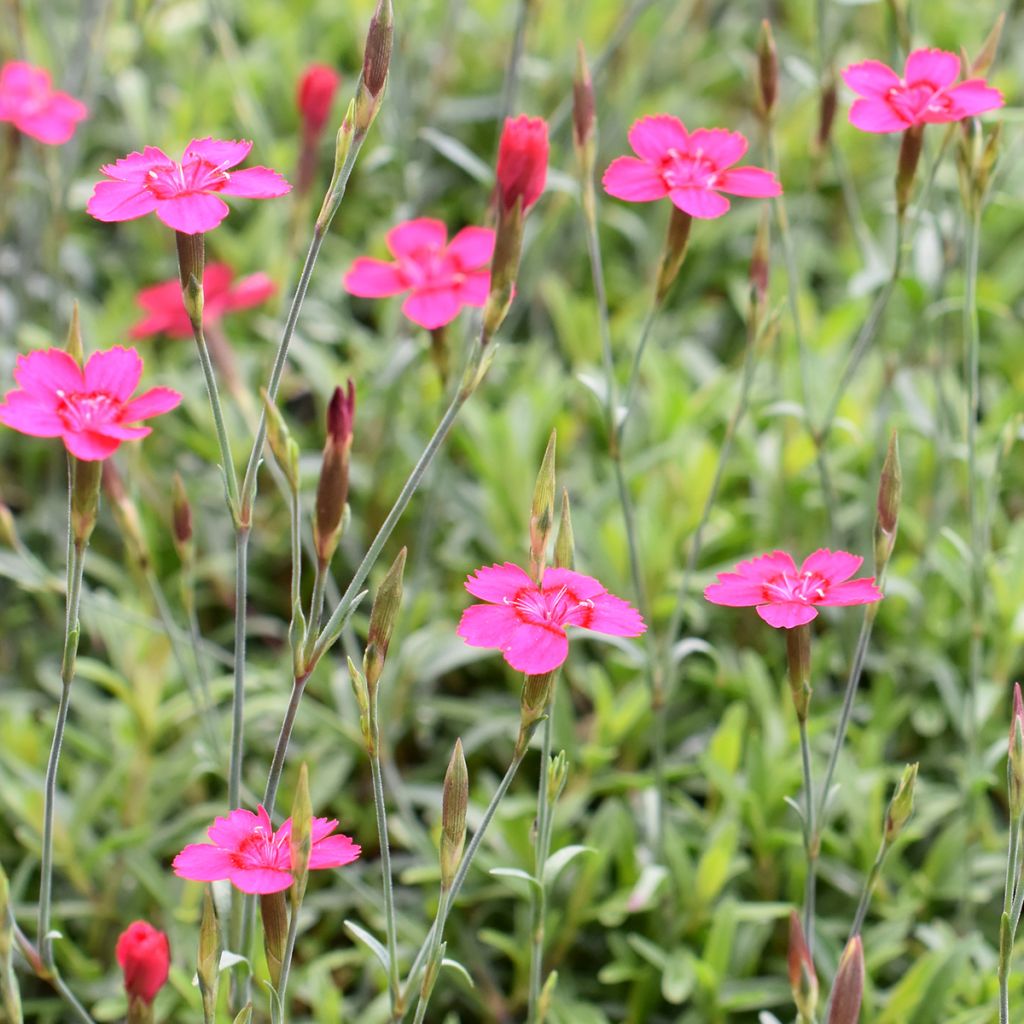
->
[343,218,495,330]
[130,263,276,339]
[86,137,291,235]
[0,61,87,144]
[602,115,781,219]
[115,921,170,1006]
[298,64,341,138]
[172,805,361,894]
[457,562,646,675]
[842,48,1004,133]
[0,347,182,461]
[496,115,549,212]
[704,549,883,629]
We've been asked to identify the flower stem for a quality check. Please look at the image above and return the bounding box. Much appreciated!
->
[527,712,554,1022]
[496,0,532,134]
[798,718,818,954]
[999,813,1021,1023]
[847,836,890,940]
[409,887,449,1024]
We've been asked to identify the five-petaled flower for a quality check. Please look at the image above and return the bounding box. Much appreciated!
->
[842,48,1004,134]
[343,218,496,330]
[172,805,361,894]
[0,61,87,144]
[131,263,276,339]
[0,347,182,461]
[115,921,170,1006]
[704,549,883,629]
[86,137,291,235]
[457,562,646,675]
[603,115,782,219]
[495,115,549,212]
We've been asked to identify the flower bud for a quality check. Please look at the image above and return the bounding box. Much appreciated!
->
[895,124,923,220]
[103,462,149,571]
[197,887,220,1022]
[750,204,771,310]
[756,20,778,121]
[884,762,918,844]
[290,762,313,899]
[297,64,341,140]
[787,910,818,1020]
[572,42,596,163]
[347,657,373,755]
[971,12,1005,76]
[546,749,569,804]
[440,739,468,890]
[355,0,393,134]
[116,921,170,1011]
[827,936,864,1024]
[874,431,901,575]
[785,623,812,723]
[1010,683,1024,819]
[516,671,556,757]
[364,547,406,694]
[262,390,300,493]
[0,497,19,551]
[496,115,549,214]
[314,381,355,567]
[554,488,574,571]
[529,430,557,582]
[817,70,837,153]
[172,473,193,552]
[64,301,84,364]
[175,230,206,326]
[655,207,693,303]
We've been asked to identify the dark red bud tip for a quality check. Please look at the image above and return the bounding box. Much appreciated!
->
[496,115,549,213]
[362,0,394,99]
[327,379,356,449]
[1012,682,1024,735]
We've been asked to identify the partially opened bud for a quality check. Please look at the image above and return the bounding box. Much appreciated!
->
[788,910,818,1020]
[884,762,918,844]
[1010,684,1024,818]
[314,381,355,566]
[440,739,469,890]
[355,0,393,133]
[757,21,778,120]
[364,547,406,694]
[827,936,864,1024]
[116,921,170,1014]
[529,430,557,582]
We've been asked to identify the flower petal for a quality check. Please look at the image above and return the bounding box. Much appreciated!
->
[601,156,668,202]
[464,562,534,603]
[227,867,294,895]
[207,808,262,848]
[86,180,160,222]
[573,592,646,637]
[945,79,1005,118]
[457,603,520,648]
[308,834,361,869]
[668,186,730,219]
[800,548,863,584]
[689,127,747,167]
[704,574,766,607]
[841,60,901,98]
[386,218,448,258]
[99,146,174,182]
[757,602,818,628]
[734,550,799,581]
[184,137,252,168]
[343,257,408,298]
[820,579,883,606]
[541,568,607,602]
[61,429,121,461]
[904,48,960,89]
[848,98,909,133]
[503,622,569,674]
[715,166,782,198]
[227,272,276,310]
[0,391,65,436]
[119,387,183,423]
[12,348,83,402]
[401,287,463,330]
[83,346,143,401]
[454,269,490,307]
[172,843,236,882]
[154,193,231,234]
[219,166,292,199]
[447,226,496,268]
[627,114,688,161]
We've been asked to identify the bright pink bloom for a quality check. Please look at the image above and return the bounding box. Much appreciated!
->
[842,48,1004,133]
[298,64,341,138]
[704,549,883,629]
[172,805,361,895]
[86,137,291,235]
[0,347,182,461]
[602,115,781,219]
[496,115,549,212]
[115,921,170,1005]
[0,61,87,145]
[343,218,495,330]
[457,562,646,675]
[131,263,276,339]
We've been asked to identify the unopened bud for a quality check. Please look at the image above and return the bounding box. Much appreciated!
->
[750,205,771,309]
[827,936,864,1024]
[655,207,693,303]
[233,1006,253,1024]
[1010,684,1024,819]
[546,750,568,804]
[64,302,84,364]
[884,762,918,844]
[440,739,468,889]
[364,548,406,694]
[355,0,393,133]
[262,390,300,492]
[317,102,357,230]
[290,763,313,898]
[197,886,220,1021]
[347,657,373,754]
[482,198,524,341]
[529,430,557,582]
[314,381,356,566]
[554,488,574,570]
[973,122,1002,204]
[71,457,102,549]
[874,431,901,574]
[817,71,837,152]
[572,42,596,160]
[787,910,818,1020]
[175,231,206,325]
[785,623,812,722]
[971,12,1005,76]
[538,970,558,1020]
[0,498,18,550]
[103,462,149,570]
[172,473,193,551]
[757,21,778,120]
[895,124,923,220]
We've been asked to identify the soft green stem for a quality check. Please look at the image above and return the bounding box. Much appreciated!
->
[307,559,329,644]
[409,888,449,1024]
[1000,814,1022,1023]
[228,528,250,812]
[618,303,661,435]
[528,712,554,1021]
[848,836,890,940]
[496,0,531,132]
[262,675,310,817]
[798,718,817,954]
[271,888,304,1024]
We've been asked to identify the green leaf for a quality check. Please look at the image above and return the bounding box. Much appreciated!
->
[542,845,597,886]
[343,921,390,973]
[661,947,695,1005]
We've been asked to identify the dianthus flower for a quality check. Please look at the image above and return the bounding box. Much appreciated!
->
[344,218,495,330]
[115,921,170,1006]
[130,263,276,339]
[0,347,182,461]
[603,115,781,219]
[495,115,549,212]
[172,806,360,894]
[0,61,87,144]
[86,137,291,234]
[842,48,1004,133]
[457,562,646,674]
[704,549,882,629]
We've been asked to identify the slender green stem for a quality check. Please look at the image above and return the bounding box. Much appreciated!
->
[409,888,449,1024]
[496,0,531,133]
[1000,814,1022,1023]
[848,837,890,940]
[528,712,554,1021]
[618,303,661,435]
[798,718,817,955]
[228,528,250,811]
[272,890,305,1024]
[307,559,329,642]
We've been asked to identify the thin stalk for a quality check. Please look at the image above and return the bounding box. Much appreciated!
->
[307,559,329,641]
[527,712,554,1021]
[409,888,449,1024]
[271,890,304,1024]
[496,0,531,132]
[1000,815,1022,1023]
[847,836,890,939]
[228,529,250,811]
[798,718,817,954]
[618,302,661,433]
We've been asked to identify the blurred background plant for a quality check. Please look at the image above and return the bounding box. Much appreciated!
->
[1,0,1023,1021]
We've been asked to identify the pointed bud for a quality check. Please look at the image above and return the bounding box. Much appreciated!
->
[103,462,149,570]
[884,762,918,844]
[816,70,837,152]
[64,302,84,364]
[290,763,313,899]
[347,657,374,755]
[538,970,558,1020]
[546,749,569,804]
[317,101,357,230]
[895,124,923,220]
[787,910,818,1020]
[756,21,778,120]
[874,431,901,575]
[572,42,596,160]
[440,739,469,890]
[71,457,102,549]
[172,473,193,551]
[750,205,771,309]
[260,890,288,989]
[174,231,206,326]
[827,936,864,1024]
[355,0,393,133]
[233,1006,253,1024]
[554,489,575,570]
[262,390,300,492]
[364,548,406,694]
[530,430,557,582]
[198,887,220,1023]
[785,623,812,722]
[971,12,1005,76]
[1010,684,1024,819]
[314,381,355,566]
[655,207,693,303]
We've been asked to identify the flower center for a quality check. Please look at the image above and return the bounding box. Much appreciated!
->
[762,570,829,605]
[232,825,288,870]
[887,81,951,121]
[505,583,595,628]
[144,156,231,200]
[659,147,718,190]
[55,390,119,431]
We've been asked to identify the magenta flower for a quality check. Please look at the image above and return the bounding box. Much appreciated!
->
[0,347,182,461]
[131,263,276,339]
[343,218,495,330]
[602,115,781,219]
[86,137,291,235]
[842,48,1003,133]
[0,61,87,144]
[172,806,361,895]
[457,562,646,675]
[704,549,883,629]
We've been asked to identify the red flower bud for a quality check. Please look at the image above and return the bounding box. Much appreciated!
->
[496,115,549,213]
[327,378,356,450]
[315,380,356,566]
[115,920,170,1005]
[298,64,341,139]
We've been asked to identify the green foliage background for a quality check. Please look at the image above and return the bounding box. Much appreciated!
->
[1,0,1023,1021]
